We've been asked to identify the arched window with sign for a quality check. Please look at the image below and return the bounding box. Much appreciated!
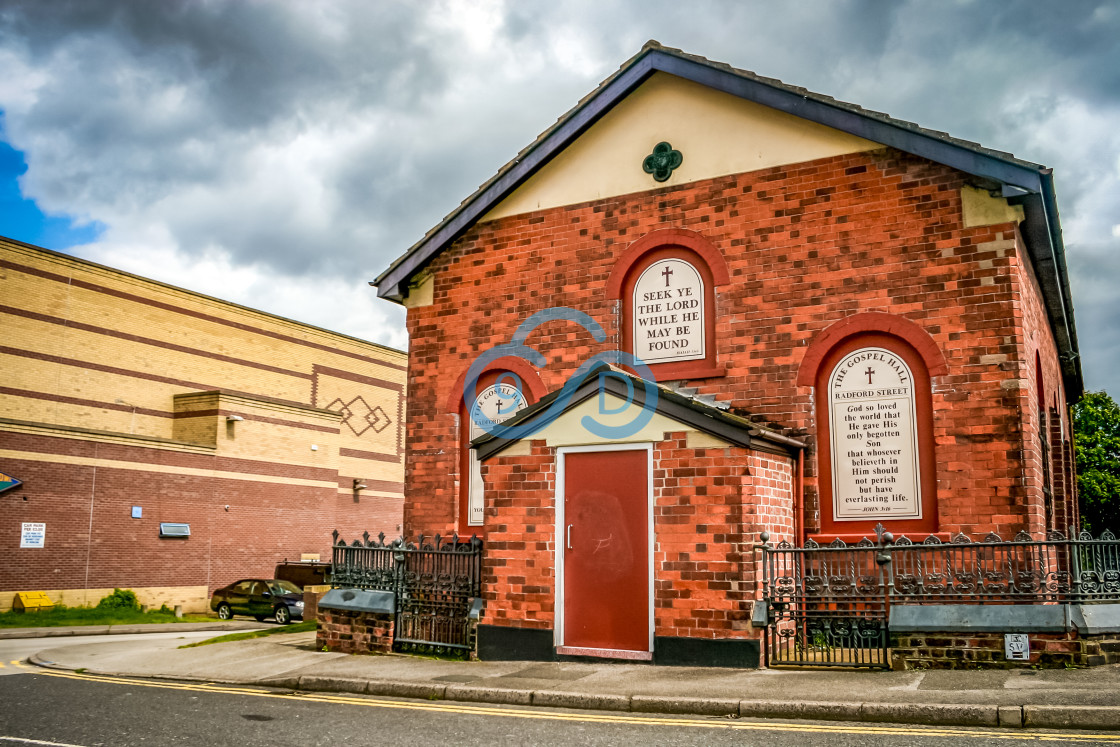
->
[607,228,729,381]
[810,330,940,538]
[449,360,545,536]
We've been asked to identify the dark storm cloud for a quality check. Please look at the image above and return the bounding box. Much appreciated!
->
[0,1,1116,388]
[0,0,453,274]
[955,2,1120,101]
[1067,247,1120,388]
[2,1,446,127]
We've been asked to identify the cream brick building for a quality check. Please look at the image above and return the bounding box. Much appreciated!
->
[0,236,406,612]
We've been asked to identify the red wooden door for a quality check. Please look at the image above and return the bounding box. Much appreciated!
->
[562,449,649,653]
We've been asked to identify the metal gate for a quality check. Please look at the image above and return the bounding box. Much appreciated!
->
[757,527,892,668]
[331,531,482,656]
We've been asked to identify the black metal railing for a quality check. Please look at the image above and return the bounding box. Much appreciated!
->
[758,528,893,668]
[756,527,1120,668]
[884,528,1120,604]
[331,531,483,655]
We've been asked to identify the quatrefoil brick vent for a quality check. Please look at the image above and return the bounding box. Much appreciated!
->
[642,141,683,182]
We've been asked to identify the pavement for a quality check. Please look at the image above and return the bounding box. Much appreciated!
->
[13,622,1120,731]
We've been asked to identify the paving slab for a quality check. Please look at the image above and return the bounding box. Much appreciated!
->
[444,684,533,705]
[532,690,631,712]
[631,694,739,716]
[1024,705,1120,730]
[739,699,862,721]
[859,702,999,727]
[998,705,1024,728]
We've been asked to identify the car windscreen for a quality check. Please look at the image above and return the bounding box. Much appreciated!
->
[270,580,302,595]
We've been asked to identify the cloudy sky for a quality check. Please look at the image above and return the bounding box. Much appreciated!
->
[1,1,1117,393]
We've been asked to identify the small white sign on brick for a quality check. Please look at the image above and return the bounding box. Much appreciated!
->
[20,522,45,549]
[1004,633,1030,661]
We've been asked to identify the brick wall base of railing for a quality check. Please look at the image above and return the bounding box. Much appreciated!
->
[316,608,395,654]
[891,632,1120,670]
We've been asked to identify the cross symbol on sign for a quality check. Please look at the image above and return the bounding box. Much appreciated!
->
[866,367,875,385]
[661,266,673,287]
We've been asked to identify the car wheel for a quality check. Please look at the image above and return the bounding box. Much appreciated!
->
[275,605,291,625]
[217,603,233,620]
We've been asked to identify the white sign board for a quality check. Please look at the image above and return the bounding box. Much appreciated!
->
[632,258,705,364]
[828,348,922,521]
[468,382,528,525]
[1004,633,1030,661]
[20,522,45,549]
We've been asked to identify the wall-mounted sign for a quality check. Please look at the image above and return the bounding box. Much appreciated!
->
[1004,633,1030,661]
[632,258,705,365]
[20,522,45,549]
[0,472,22,495]
[828,347,921,521]
[468,382,529,525]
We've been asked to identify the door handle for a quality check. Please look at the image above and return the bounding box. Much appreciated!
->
[566,524,573,550]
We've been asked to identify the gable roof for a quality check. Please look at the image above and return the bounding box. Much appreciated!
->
[375,41,1081,396]
[471,363,805,461]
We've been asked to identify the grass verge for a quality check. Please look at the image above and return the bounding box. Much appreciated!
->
[0,607,214,628]
[179,620,317,648]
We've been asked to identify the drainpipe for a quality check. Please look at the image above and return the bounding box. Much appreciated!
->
[794,449,805,546]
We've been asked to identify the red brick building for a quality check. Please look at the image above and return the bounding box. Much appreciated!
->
[375,43,1082,665]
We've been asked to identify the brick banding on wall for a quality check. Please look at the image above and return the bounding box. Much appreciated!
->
[0,236,408,612]
[0,255,407,370]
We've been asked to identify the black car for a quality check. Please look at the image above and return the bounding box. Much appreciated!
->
[210,579,304,624]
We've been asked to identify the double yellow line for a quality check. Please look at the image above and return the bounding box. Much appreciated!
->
[19,668,1120,743]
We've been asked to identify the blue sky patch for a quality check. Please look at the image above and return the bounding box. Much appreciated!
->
[0,119,105,250]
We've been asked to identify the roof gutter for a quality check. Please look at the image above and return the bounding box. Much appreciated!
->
[748,425,807,451]
[999,171,1082,398]
[1038,170,1083,398]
